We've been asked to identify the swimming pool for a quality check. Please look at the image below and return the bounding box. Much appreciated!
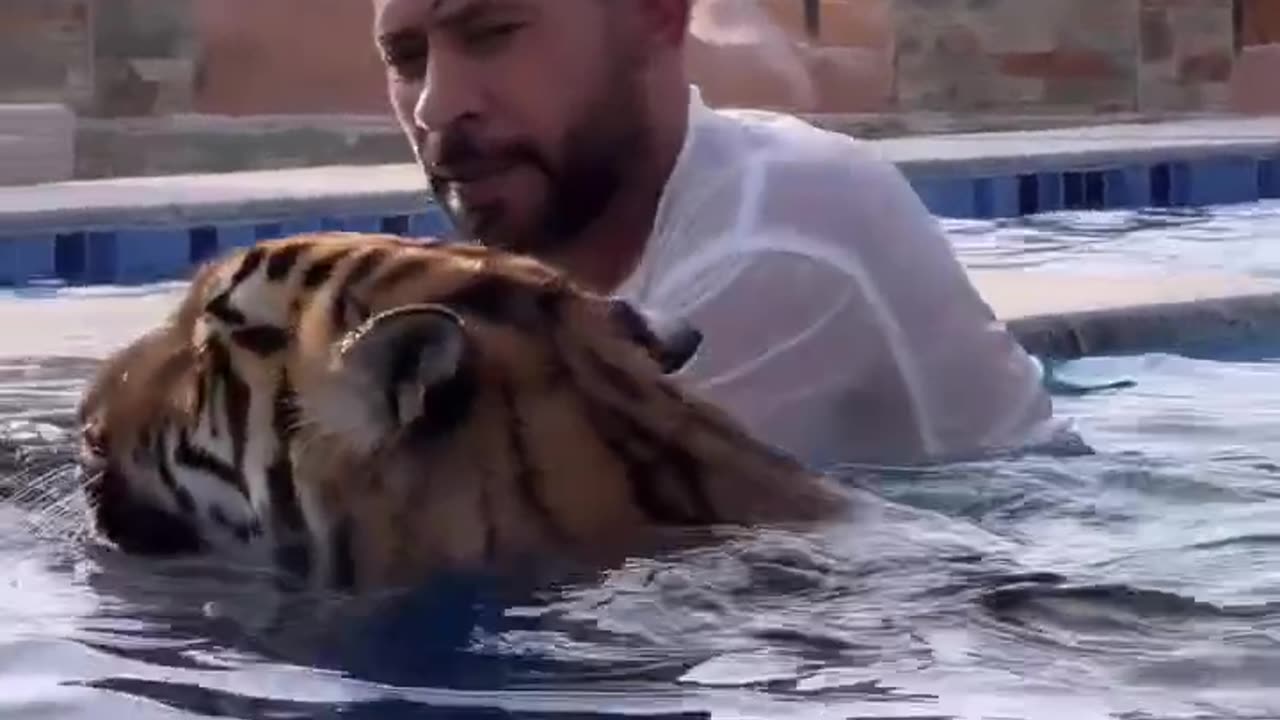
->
[1,200,1279,719]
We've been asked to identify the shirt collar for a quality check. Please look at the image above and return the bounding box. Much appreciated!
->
[652,84,710,241]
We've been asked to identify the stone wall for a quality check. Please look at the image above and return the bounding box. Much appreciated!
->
[895,0,1136,112]
[1137,0,1236,112]
[892,0,1235,113]
[0,0,196,117]
[91,0,197,117]
[191,0,389,116]
[0,0,1246,118]
[0,0,94,110]
[0,0,1256,179]
[2,0,1252,118]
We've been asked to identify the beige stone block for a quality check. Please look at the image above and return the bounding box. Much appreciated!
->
[1229,43,1280,114]
[994,76,1049,106]
[803,45,895,112]
[975,1,1057,54]
[0,104,75,185]
[1196,82,1231,111]
[814,0,893,49]
[1167,4,1236,56]
[1063,0,1140,54]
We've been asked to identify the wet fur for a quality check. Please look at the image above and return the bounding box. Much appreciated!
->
[76,233,850,592]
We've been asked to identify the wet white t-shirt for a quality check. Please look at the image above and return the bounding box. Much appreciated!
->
[616,86,1056,467]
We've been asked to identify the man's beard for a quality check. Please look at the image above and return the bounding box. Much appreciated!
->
[424,68,647,256]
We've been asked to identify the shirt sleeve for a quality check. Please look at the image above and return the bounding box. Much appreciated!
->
[645,140,1055,467]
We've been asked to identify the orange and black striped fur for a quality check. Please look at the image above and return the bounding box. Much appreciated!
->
[75,233,850,591]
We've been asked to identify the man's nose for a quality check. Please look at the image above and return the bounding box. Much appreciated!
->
[412,54,484,133]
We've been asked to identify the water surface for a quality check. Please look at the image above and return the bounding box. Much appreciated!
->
[2,202,1280,719]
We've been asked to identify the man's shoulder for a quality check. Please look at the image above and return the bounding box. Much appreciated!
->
[710,104,887,171]
[690,107,911,219]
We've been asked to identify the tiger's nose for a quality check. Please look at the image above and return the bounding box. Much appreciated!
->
[80,423,109,466]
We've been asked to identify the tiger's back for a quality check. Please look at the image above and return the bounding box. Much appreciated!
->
[76,233,851,591]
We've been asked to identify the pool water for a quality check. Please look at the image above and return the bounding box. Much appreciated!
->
[2,201,1280,719]
[948,198,1280,281]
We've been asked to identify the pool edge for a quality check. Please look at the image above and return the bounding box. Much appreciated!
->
[1005,290,1280,360]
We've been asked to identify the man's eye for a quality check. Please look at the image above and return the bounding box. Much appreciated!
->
[382,44,429,81]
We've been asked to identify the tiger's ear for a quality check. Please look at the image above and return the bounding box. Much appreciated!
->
[606,299,703,374]
[337,304,469,428]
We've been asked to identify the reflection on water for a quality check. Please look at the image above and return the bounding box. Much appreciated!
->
[2,203,1280,718]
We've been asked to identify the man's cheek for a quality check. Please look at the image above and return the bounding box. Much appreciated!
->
[388,81,421,125]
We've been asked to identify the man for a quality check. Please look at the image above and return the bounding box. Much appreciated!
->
[371,0,1058,467]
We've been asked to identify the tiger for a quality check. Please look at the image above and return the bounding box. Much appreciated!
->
[74,232,852,592]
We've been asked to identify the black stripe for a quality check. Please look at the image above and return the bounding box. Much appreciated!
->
[665,446,718,523]
[655,379,801,470]
[229,247,265,286]
[207,338,251,473]
[302,249,353,289]
[267,370,310,579]
[204,291,246,326]
[437,277,509,318]
[329,248,388,331]
[584,400,713,525]
[174,428,245,493]
[582,349,645,402]
[343,248,389,291]
[202,248,265,325]
[265,243,305,280]
[274,370,300,442]
[154,432,198,515]
[193,371,213,438]
[229,324,290,356]
[267,455,310,579]
[268,373,305,532]
[434,276,549,331]
[329,517,356,590]
[369,256,431,293]
[501,384,570,543]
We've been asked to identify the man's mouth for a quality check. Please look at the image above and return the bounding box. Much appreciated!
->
[427,154,519,184]
[430,162,519,209]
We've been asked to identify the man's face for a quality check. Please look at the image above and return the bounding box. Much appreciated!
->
[374,0,651,255]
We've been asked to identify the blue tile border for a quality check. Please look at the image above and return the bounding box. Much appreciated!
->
[905,153,1280,219]
[3,152,1280,287]
[2,205,459,287]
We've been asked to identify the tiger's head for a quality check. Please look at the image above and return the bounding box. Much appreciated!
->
[76,233,841,590]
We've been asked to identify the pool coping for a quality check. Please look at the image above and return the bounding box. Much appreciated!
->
[1005,290,1280,360]
[2,114,1279,237]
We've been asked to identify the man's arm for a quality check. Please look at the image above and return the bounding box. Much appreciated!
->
[647,144,1054,466]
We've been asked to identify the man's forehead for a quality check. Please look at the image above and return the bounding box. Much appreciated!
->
[374,0,529,28]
